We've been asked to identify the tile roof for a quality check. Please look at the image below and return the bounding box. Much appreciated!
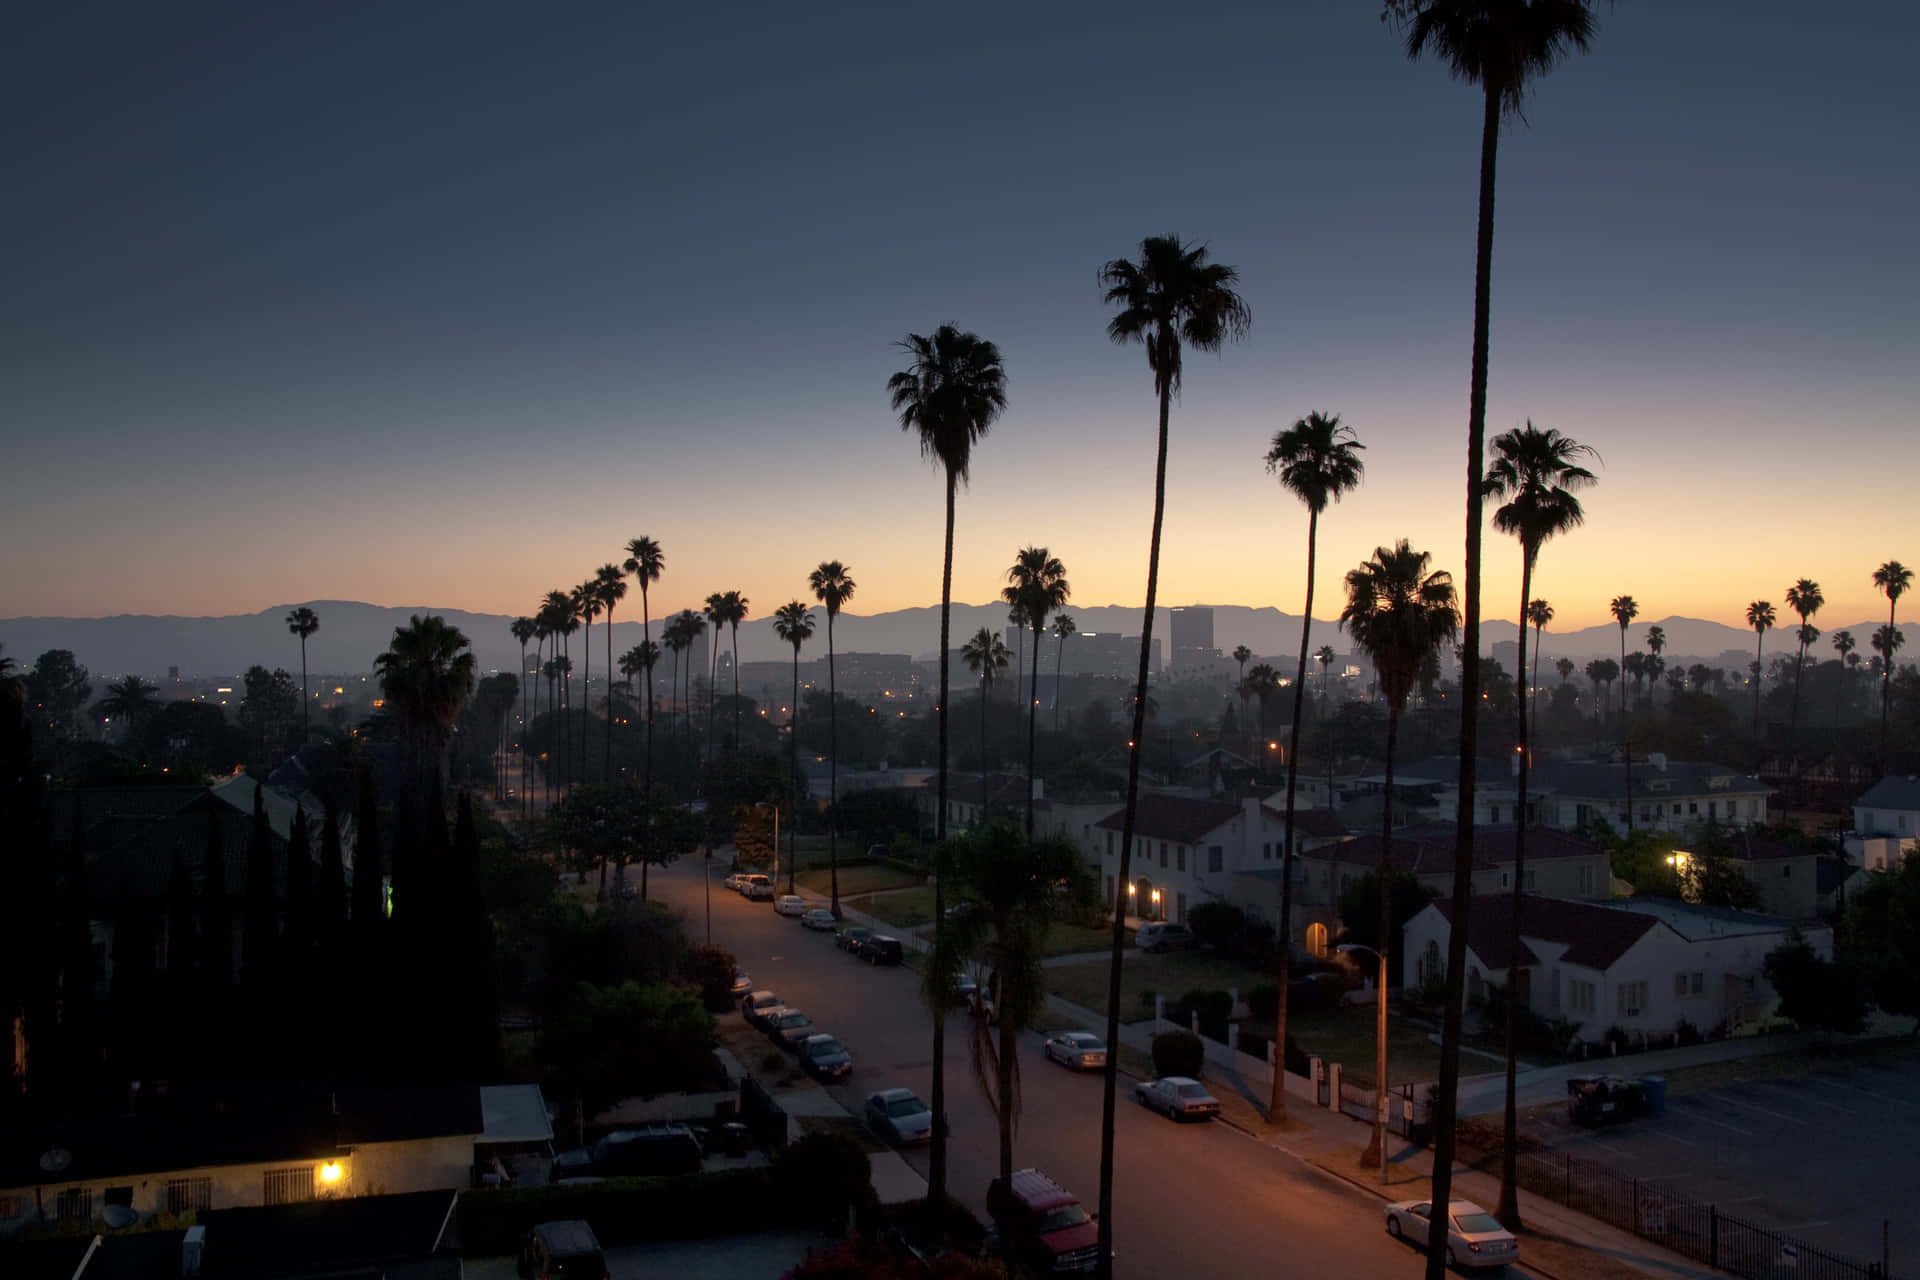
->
[1855,775,1920,811]
[1432,895,1663,970]
[1093,793,1241,844]
[1331,825,1606,871]
[1529,759,1765,802]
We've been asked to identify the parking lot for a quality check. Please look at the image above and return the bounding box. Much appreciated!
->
[1526,1055,1920,1271]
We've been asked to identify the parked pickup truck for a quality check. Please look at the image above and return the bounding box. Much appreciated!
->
[986,1168,1101,1273]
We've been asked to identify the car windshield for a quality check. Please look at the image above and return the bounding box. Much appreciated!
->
[1454,1213,1504,1235]
[1069,1036,1105,1050]
[807,1038,843,1057]
[887,1097,928,1117]
[778,1012,808,1027]
[1036,1205,1091,1233]
[1176,1084,1211,1099]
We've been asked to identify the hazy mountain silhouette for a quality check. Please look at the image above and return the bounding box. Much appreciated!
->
[2,601,1909,680]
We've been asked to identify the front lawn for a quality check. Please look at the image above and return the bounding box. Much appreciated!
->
[850,886,938,930]
[794,863,924,897]
[1251,1004,1443,1089]
[1044,949,1263,1024]
[1042,921,1119,958]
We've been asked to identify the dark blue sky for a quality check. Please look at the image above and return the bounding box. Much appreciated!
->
[5,2,1915,629]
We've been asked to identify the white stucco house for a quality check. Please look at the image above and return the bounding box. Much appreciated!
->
[1402,895,1829,1045]
[1848,775,1920,871]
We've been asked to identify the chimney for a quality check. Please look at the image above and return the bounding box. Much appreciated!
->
[181,1224,206,1278]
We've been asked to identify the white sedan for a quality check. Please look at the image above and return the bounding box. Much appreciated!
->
[774,894,807,916]
[1043,1031,1108,1071]
[801,908,836,930]
[1384,1198,1519,1270]
[1132,1076,1221,1121]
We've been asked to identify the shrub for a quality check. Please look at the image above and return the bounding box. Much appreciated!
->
[1675,1017,1702,1047]
[760,1050,788,1074]
[685,944,740,1012]
[776,1131,876,1227]
[1603,1024,1632,1055]
[1151,1029,1205,1079]
[1137,988,1159,1015]
[1223,917,1277,970]
[1186,901,1245,950]
[1171,989,1233,1041]
[1247,982,1278,1021]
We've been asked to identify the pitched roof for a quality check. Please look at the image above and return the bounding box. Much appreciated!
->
[1330,825,1605,871]
[1432,895,1663,970]
[1093,793,1241,844]
[1269,806,1348,839]
[1855,775,1920,811]
[1529,758,1765,802]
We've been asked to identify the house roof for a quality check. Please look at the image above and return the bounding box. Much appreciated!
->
[1425,898,1539,970]
[1855,775,1920,811]
[1529,758,1766,802]
[479,1084,553,1146]
[1270,806,1348,839]
[1329,825,1605,872]
[1093,794,1241,844]
[1432,895,1663,970]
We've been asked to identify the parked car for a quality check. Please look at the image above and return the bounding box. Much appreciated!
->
[775,894,808,917]
[1385,1198,1519,1270]
[742,990,783,1028]
[517,1219,606,1280]
[801,907,837,930]
[552,1124,702,1180]
[1133,1076,1221,1122]
[743,874,775,901]
[1042,1031,1107,1071]
[765,1007,816,1047]
[729,968,753,997]
[723,872,746,892]
[966,978,998,1025]
[864,1088,933,1145]
[1134,922,1196,953]
[798,1033,853,1082]
[863,935,905,966]
[985,1168,1101,1274]
[837,926,874,956]
[951,975,979,1007]
[1566,1075,1647,1127]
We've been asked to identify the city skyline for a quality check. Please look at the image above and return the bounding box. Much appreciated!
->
[5,3,1914,632]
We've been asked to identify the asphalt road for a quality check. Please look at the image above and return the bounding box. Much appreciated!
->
[656,854,1540,1280]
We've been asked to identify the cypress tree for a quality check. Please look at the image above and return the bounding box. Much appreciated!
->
[317,801,347,952]
[241,782,278,994]
[350,767,384,938]
[166,847,197,991]
[55,800,98,1099]
[452,791,501,1080]
[200,806,233,991]
[283,809,314,971]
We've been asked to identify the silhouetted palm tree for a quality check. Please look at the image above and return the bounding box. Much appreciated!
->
[1318,643,1338,802]
[1484,419,1596,1225]
[596,564,628,783]
[961,627,1011,818]
[624,536,666,788]
[1610,595,1639,831]
[722,591,749,751]
[889,322,1007,1210]
[1526,599,1553,732]
[1831,630,1856,727]
[1747,600,1776,763]
[574,580,604,783]
[1262,409,1365,1123]
[1872,561,1911,766]
[772,601,815,893]
[374,615,477,801]
[100,674,160,743]
[543,590,577,792]
[1341,541,1458,1185]
[810,560,856,916]
[703,592,730,763]
[1053,614,1077,733]
[1386,4,1601,1256]
[1783,578,1823,775]
[1243,663,1281,771]
[1096,233,1249,1260]
[510,616,535,816]
[286,607,320,741]
[1004,547,1070,836]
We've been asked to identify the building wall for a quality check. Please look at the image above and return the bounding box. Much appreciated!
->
[1855,806,1920,837]
[1090,800,1344,926]
[1743,855,1820,920]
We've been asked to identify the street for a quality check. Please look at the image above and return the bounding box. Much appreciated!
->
[650,853,1541,1280]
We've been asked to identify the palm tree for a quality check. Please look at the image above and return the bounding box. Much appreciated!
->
[1609,595,1639,831]
[930,821,1087,1187]
[703,592,730,762]
[1781,581,1822,775]
[596,564,628,784]
[772,601,815,894]
[1387,6,1600,1259]
[286,607,320,741]
[1006,602,1028,701]
[888,322,1008,1211]
[1831,630,1856,727]
[530,609,552,806]
[1317,643,1338,805]
[1233,644,1252,691]
[722,591,750,750]
[961,627,1011,818]
[1747,600,1777,764]
[374,615,478,801]
[540,591,574,792]
[575,580,605,783]
[678,610,708,761]
[624,537,666,788]
[1873,560,1912,766]
[1262,409,1366,1123]
[1525,599,1553,733]
[1004,547,1071,836]
[1483,420,1596,1227]
[510,616,535,816]
[1097,233,1249,1259]
[1243,664,1281,766]
[1340,541,1459,1184]
[99,674,160,743]
[810,560,857,917]
[1053,614,1077,732]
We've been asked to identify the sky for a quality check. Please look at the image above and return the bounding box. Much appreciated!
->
[4,2,1915,634]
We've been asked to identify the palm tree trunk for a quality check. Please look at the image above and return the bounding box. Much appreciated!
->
[1271,506,1319,1124]
[300,638,310,741]
[828,615,841,918]
[642,589,654,794]
[998,994,1018,1186]
[1026,623,1041,837]
[1620,627,1634,834]
[1531,624,1543,740]
[1362,706,1399,1174]
[605,605,616,786]
[1055,632,1067,733]
[731,623,742,753]
[929,467,956,1213]
[789,649,799,895]
[1498,556,1535,1228]
[1754,631,1765,769]
[1430,81,1500,1280]
[1098,375,1172,1277]
[1883,604,1897,767]
[980,679,991,819]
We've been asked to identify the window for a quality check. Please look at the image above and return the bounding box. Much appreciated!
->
[1104,875,1114,905]
[1105,832,1114,856]
[1567,979,1596,1016]
[1675,972,1688,998]
[1176,892,1187,922]
[1688,802,1699,815]
[1499,871,1510,888]
[1709,800,1719,819]
[1579,865,1594,894]
[1525,869,1537,892]
[1491,806,1501,824]
[264,1167,314,1206]
[1159,842,1167,869]
[1690,971,1704,996]
[1176,847,1186,872]
[1208,845,1224,873]
[1616,980,1648,1018]
[55,1187,92,1223]
[1262,841,1271,859]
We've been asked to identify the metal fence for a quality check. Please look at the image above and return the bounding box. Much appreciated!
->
[1515,1149,1890,1280]
[1334,1076,1425,1140]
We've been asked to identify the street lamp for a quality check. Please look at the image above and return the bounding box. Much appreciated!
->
[1337,942,1392,1185]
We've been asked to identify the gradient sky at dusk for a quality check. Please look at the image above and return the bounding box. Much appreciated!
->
[5,2,1915,634]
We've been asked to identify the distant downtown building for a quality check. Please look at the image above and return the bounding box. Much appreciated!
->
[1168,606,1215,669]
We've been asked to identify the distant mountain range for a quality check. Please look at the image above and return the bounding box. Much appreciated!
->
[2,601,1911,680]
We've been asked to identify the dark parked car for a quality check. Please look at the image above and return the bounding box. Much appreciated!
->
[1134,922,1195,953]
[552,1124,702,1179]
[517,1220,606,1280]
[798,1033,853,1081]
[742,990,783,1029]
[765,1007,817,1047]
[837,925,874,956]
[863,935,905,966]
[1567,1075,1647,1127]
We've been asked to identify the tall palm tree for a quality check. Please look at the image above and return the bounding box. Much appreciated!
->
[1871,623,1905,743]
[541,591,574,793]
[1783,578,1823,775]
[1747,600,1777,765]
[1525,599,1553,733]
[888,322,1007,1211]
[810,560,857,917]
[1243,664,1281,766]
[1872,561,1912,767]
[1831,630,1856,728]
[624,537,666,788]
[1096,233,1249,1262]
[374,615,478,800]
[961,628,1011,818]
[286,607,320,741]
[703,592,730,763]
[722,591,750,751]
[1233,644,1252,692]
[1004,547,1071,837]
[100,674,160,743]
[596,564,628,784]
[1387,6,1599,1260]
[1262,409,1366,1124]
[772,601,815,893]
[574,580,604,783]
[1006,603,1027,703]
[1317,643,1338,804]
[1053,614,1077,733]
[1609,595,1639,831]
[510,616,535,817]
[678,609,708,762]
[1483,420,1595,1227]
[1340,541,1459,1184]
[1645,625,1667,706]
